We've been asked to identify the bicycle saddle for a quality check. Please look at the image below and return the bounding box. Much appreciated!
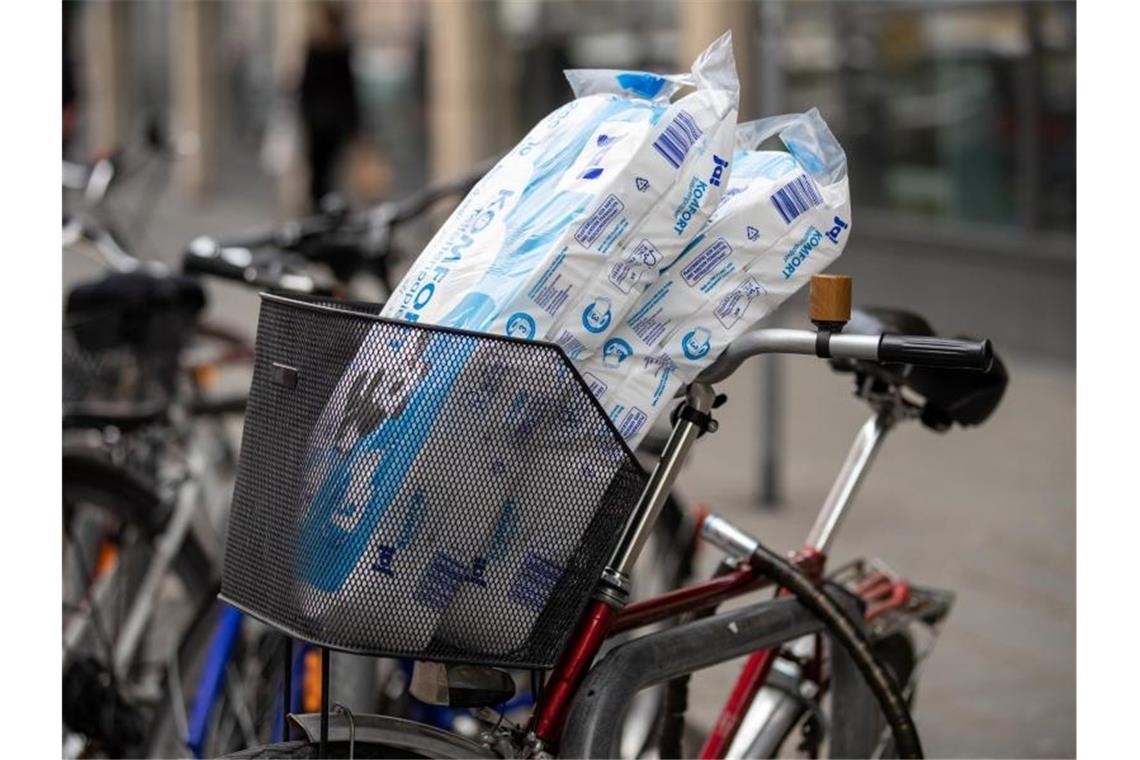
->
[66,271,206,352]
[836,307,1008,430]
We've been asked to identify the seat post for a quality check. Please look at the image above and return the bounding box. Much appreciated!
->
[805,412,894,554]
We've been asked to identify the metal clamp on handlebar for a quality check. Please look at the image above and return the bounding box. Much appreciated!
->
[670,393,727,436]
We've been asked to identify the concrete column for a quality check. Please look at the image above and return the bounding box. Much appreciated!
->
[677,0,756,118]
[83,1,133,156]
[427,0,511,182]
[272,0,311,213]
[170,0,223,198]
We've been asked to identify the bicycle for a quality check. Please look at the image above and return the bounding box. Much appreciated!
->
[212,272,1005,759]
[178,164,709,756]
[166,163,540,757]
[63,144,265,757]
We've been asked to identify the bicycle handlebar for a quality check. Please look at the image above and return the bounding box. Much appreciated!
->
[878,334,992,369]
[182,238,323,294]
[188,159,495,267]
[696,328,993,384]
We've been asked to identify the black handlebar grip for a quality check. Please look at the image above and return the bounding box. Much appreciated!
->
[878,334,993,371]
[182,240,253,283]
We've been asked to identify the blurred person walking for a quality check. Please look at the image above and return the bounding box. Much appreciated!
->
[63,0,80,154]
[299,3,362,209]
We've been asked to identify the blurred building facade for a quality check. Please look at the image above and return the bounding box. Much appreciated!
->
[66,0,1075,358]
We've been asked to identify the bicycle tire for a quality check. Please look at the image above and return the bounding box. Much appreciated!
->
[63,447,215,756]
[735,623,921,759]
[63,449,213,587]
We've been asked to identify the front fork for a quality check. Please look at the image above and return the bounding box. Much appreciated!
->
[529,384,718,752]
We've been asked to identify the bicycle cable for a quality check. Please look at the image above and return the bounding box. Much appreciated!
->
[746,542,924,759]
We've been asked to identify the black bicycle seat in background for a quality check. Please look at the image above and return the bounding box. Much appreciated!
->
[65,271,206,352]
[835,307,1009,431]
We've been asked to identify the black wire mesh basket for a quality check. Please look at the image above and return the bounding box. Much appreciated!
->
[220,293,648,668]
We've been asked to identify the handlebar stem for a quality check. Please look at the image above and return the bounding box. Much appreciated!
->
[602,383,717,600]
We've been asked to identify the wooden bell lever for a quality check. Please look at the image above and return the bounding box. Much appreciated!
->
[809,274,852,332]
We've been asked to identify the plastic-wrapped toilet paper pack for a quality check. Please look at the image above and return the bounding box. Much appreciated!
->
[433,361,630,654]
[293,328,478,649]
[578,108,853,445]
[382,33,739,340]
[493,35,739,356]
[293,324,628,655]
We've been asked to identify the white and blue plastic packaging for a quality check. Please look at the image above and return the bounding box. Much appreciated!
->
[383,34,739,343]
[579,108,853,446]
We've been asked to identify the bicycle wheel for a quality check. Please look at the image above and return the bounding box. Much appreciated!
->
[63,448,214,758]
[733,633,920,760]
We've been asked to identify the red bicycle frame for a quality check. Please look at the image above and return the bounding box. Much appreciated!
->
[526,355,905,755]
[530,544,823,749]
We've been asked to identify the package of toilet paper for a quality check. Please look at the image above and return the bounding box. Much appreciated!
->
[491,38,739,355]
[578,108,853,446]
[382,33,739,339]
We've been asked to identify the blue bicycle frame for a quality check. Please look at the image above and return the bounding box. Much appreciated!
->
[183,604,536,757]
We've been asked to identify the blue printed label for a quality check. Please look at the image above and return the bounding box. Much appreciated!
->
[714,277,767,329]
[782,227,824,280]
[681,328,712,361]
[672,178,709,235]
[618,407,649,439]
[653,110,703,169]
[575,194,625,248]
[412,550,468,611]
[681,238,732,287]
[581,297,613,333]
[770,174,824,225]
[708,154,729,187]
[505,312,536,339]
[825,215,849,244]
[602,338,633,368]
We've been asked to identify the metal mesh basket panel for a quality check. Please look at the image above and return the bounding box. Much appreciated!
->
[221,293,647,667]
[63,272,204,407]
[63,310,183,407]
